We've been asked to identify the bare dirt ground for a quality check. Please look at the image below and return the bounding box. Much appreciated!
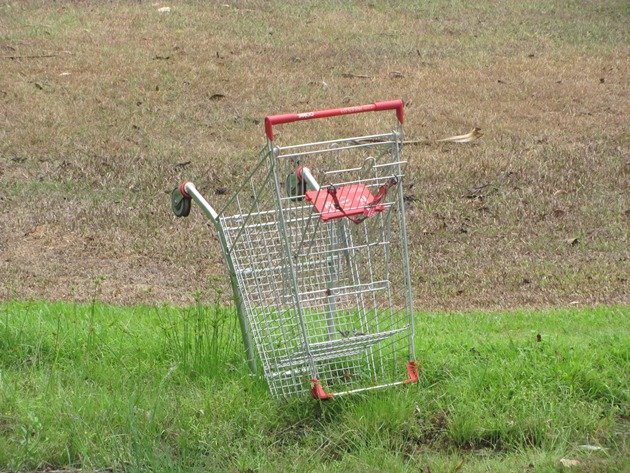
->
[1,1,628,309]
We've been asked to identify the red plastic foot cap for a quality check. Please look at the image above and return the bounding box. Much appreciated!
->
[311,379,334,400]
[404,360,419,384]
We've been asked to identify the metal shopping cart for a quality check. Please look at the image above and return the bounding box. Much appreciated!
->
[171,100,418,399]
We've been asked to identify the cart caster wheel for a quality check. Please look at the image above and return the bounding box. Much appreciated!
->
[286,171,306,201]
[171,187,191,217]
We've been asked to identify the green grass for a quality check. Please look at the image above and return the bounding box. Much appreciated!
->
[0,301,628,472]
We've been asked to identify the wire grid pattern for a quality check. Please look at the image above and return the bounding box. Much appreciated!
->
[217,132,414,398]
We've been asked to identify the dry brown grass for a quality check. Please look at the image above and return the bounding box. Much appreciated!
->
[1,0,628,309]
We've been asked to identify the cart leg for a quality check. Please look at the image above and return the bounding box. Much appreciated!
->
[326,219,348,340]
[234,289,257,373]
[172,182,258,373]
[325,223,339,340]
[393,132,416,362]
[217,220,258,373]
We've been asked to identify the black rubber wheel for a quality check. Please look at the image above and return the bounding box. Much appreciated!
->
[171,187,192,217]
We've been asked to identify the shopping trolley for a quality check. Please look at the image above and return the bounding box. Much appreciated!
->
[171,100,418,399]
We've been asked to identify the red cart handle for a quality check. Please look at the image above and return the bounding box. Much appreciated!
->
[264,99,404,141]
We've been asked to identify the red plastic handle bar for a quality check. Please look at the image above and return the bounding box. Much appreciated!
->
[264,99,404,140]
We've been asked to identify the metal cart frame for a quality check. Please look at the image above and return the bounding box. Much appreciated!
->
[172,100,418,399]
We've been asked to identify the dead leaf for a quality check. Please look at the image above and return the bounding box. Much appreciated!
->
[23,225,46,238]
[553,189,567,196]
[209,93,225,101]
[153,55,171,60]
[565,237,579,246]
[451,460,464,473]
[341,73,371,79]
[389,71,404,78]
[463,183,493,199]
[174,161,191,168]
[553,208,566,218]
[437,127,483,143]
[157,6,171,13]
[34,82,44,90]
[579,444,605,451]
[559,458,580,467]
[2,52,61,60]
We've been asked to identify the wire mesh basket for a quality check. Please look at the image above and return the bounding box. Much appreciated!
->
[172,100,418,399]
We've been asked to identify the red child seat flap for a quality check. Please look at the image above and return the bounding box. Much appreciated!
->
[305,184,386,222]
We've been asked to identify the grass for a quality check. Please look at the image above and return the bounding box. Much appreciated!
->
[0,1,628,308]
[0,300,627,472]
[0,2,627,469]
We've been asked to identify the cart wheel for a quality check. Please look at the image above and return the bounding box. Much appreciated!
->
[171,187,191,217]
[285,171,306,201]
